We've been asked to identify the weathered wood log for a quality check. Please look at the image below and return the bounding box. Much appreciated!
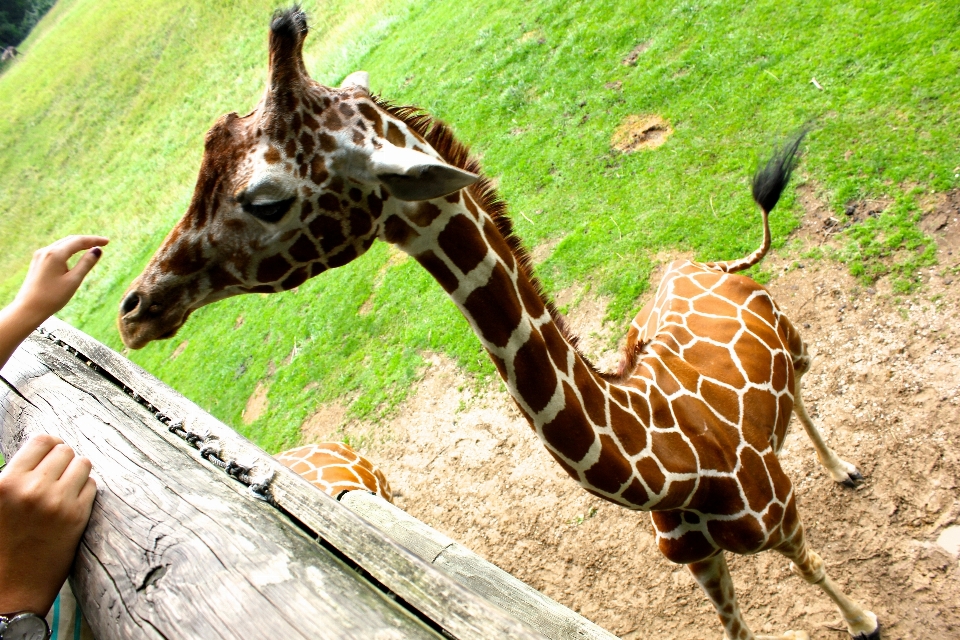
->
[0,318,550,640]
[340,491,619,640]
[0,332,436,639]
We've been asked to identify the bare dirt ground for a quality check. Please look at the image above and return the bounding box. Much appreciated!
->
[298,190,960,639]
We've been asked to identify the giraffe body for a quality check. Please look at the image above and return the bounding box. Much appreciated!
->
[118,9,878,639]
[275,442,392,502]
[621,260,805,561]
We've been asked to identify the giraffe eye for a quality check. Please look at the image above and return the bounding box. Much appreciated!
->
[242,197,296,223]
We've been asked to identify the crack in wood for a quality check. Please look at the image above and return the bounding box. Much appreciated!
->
[79,540,151,634]
[0,372,39,409]
[136,565,168,592]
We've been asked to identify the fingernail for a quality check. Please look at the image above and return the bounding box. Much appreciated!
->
[92,247,102,258]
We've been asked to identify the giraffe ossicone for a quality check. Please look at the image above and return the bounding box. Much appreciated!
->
[118,7,879,639]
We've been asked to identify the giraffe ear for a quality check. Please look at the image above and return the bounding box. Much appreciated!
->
[370,145,479,201]
[340,71,370,92]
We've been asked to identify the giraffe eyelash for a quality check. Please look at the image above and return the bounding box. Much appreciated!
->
[242,196,296,223]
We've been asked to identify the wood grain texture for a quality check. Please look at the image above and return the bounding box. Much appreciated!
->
[340,491,619,640]
[2,318,549,640]
[0,335,437,640]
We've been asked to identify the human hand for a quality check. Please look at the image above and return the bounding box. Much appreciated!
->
[0,434,97,616]
[12,235,109,328]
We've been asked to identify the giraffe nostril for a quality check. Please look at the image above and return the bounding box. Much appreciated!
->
[120,292,141,316]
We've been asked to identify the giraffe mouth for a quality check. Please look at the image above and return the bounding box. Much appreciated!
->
[117,297,192,350]
[119,318,186,350]
[157,327,181,341]
[119,276,245,349]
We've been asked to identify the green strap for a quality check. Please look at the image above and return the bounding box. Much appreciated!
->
[72,603,82,640]
[50,595,60,639]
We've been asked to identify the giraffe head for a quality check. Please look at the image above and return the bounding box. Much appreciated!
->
[118,7,478,349]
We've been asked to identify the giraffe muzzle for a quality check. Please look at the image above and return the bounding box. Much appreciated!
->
[118,289,187,349]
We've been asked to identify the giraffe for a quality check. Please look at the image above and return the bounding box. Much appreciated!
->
[274,441,393,502]
[117,8,879,639]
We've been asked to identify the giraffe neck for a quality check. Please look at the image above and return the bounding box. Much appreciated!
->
[379,191,692,510]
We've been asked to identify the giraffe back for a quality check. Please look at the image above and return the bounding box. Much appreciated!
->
[275,442,393,502]
[625,260,802,457]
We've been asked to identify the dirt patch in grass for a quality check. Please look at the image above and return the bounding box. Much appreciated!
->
[169,340,188,361]
[529,237,562,265]
[920,189,960,261]
[622,41,651,66]
[793,182,836,243]
[300,399,350,443]
[552,285,619,370]
[358,293,376,316]
[298,207,960,639]
[242,381,269,425]
[520,29,546,45]
[611,115,673,153]
[844,197,892,224]
[794,182,894,242]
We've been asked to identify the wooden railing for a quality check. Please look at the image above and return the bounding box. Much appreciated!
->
[0,317,617,640]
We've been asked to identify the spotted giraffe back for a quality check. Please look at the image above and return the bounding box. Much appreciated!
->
[275,442,393,502]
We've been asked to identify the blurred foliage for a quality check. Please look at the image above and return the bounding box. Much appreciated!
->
[0,0,55,48]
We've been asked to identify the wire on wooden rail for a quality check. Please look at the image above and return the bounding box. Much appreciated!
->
[37,327,277,503]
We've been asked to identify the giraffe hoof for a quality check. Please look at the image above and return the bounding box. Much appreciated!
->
[850,614,880,639]
[851,623,880,639]
[839,469,864,488]
[831,458,864,487]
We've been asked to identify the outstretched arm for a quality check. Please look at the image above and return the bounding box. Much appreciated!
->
[0,235,108,370]
[0,235,107,616]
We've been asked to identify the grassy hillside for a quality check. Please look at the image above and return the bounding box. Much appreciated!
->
[1,0,957,452]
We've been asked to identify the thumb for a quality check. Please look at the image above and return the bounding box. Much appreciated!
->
[67,247,103,284]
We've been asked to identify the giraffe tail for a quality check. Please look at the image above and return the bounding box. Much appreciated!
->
[706,130,806,274]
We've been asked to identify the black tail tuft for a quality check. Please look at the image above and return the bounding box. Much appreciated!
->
[752,130,806,213]
[270,5,308,39]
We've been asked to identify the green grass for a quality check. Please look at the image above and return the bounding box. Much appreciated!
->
[1,0,958,452]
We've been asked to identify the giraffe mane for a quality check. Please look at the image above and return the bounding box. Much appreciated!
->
[373,97,612,377]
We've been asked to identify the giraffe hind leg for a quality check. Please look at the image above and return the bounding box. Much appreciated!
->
[776,522,880,639]
[793,353,864,487]
[688,553,809,640]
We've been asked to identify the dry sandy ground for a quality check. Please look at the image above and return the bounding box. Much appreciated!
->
[296,190,960,639]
